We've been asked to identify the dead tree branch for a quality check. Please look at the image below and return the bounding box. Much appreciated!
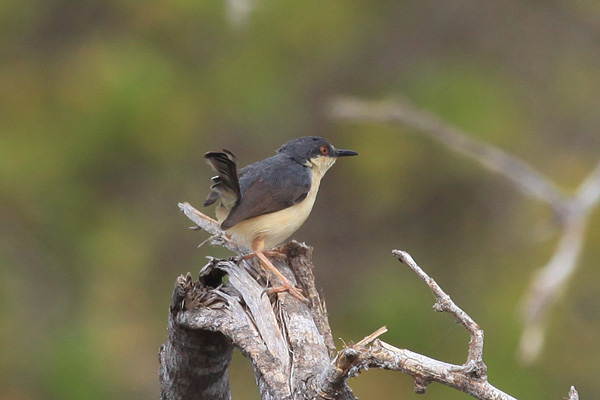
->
[392,250,485,375]
[162,203,339,400]
[328,96,567,209]
[160,202,577,399]
[328,95,600,363]
[519,159,600,362]
[318,251,509,400]
[178,202,248,255]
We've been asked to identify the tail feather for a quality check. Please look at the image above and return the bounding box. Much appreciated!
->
[203,149,241,209]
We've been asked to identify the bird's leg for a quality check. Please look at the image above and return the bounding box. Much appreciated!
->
[251,238,308,303]
[255,251,308,303]
[262,246,288,258]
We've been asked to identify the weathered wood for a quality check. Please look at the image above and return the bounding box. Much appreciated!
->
[159,203,576,400]
[159,274,234,400]
[159,236,339,400]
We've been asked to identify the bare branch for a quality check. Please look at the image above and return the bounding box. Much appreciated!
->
[318,250,519,400]
[328,96,568,210]
[354,325,388,347]
[518,161,600,363]
[575,159,600,210]
[368,341,516,400]
[518,213,587,363]
[166,202,576,399]
[178,202,248,255]
[178,201,220,233]
[328,95,600,363]
[393,250,486,374]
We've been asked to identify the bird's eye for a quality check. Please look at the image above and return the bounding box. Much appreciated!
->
[320,145,330,155]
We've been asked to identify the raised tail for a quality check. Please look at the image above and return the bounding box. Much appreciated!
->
[203,149,241,209]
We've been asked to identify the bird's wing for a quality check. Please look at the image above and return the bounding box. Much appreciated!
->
[203,149,241,208]
[220,162,311,230]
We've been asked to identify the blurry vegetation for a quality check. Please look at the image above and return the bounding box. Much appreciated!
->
[1,1,599,399]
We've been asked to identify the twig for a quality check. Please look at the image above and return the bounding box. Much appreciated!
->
[576,160,600,210]
[178,201,220,234]
[318,250,518,400]
[328,96,568,211]
[393,250,486,375]
[354,326,388,347]
[178,202,248,254]
[517,211,587,363]
[518,160,600,363]
[328,95,600,363]
[168,201,577,399]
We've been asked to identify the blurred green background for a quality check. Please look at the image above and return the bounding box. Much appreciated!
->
[2,0,600,399]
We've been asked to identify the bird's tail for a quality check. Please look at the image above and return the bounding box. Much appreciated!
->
[203,149,241,209]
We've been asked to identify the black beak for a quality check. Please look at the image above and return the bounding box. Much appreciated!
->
[333,148,359,157]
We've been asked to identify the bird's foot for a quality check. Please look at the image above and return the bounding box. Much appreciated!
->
[241,250,286,261]
[264,248,288,258]
[266,283,308,304]
[250,246,308,303]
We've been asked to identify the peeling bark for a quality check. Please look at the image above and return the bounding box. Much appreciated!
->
[158,203,577,400]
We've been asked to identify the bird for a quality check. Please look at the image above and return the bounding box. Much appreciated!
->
[203,136,358,302]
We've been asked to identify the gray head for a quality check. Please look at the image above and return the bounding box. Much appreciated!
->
[277,136,358,165]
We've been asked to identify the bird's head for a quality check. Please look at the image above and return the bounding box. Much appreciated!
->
[277,136,358,174]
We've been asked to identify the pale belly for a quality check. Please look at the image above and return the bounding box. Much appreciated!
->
[225,186,318,250]
[218,156,334,251]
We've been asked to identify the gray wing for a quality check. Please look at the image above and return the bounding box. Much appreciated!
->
[221,157,311,230]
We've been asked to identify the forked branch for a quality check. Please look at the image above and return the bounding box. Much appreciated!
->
[329,95,600,363]
[162,202,578,400]
[318,251,512,400]
[393,250,485,375]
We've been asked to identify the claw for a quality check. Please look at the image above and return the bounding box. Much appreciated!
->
[267,283,308,303]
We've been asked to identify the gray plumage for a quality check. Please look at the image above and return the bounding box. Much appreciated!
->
[203,136,357,234]
[204,140,317,230]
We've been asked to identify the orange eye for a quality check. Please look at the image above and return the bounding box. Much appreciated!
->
[320,145,330,155]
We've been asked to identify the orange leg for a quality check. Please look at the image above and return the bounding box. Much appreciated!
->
[250,238,308,303]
